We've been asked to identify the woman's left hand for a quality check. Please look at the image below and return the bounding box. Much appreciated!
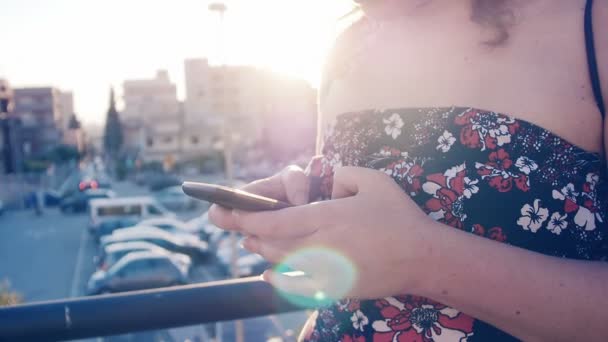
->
[229,166,439,300]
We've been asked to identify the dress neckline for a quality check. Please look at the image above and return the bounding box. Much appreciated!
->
[334,106,604,160]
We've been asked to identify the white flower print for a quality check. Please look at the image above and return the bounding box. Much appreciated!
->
[328,152,342,169]
[463,177,479,199]
[547,212,568,235]
[383,113,404,139]
[586,173,599,190]
[436,130,456,153]
[574,206,598,231]
[350,309,369,332]
[517,199,549,233]
[552,183,579,201]
[470,113,515,149]
[515,156,538,175]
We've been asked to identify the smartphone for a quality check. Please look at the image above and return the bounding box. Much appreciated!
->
[181,181,292,211]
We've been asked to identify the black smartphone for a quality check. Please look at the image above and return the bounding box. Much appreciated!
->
[181,181,292,211]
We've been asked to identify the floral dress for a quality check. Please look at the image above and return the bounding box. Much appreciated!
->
[301,107,608,342]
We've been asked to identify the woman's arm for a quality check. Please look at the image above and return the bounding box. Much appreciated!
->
[212,166,608,342]
[418,218,608,342]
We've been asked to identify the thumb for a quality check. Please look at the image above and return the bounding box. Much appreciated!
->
[331,166,391,199]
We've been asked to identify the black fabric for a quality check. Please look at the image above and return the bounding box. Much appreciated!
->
[585,0,606,119]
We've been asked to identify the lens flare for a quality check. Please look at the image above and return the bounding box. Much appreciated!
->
[273,247,357,309]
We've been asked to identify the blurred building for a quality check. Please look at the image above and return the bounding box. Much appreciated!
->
[182,58,317,164]
[122,70,182,162]
[58,91,74,131]
[12,87,64,157]
[0,78,24,174]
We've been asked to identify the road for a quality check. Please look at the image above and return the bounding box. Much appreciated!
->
[0,180,309,341]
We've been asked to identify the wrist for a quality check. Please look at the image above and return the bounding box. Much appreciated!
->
[397,216,447,297]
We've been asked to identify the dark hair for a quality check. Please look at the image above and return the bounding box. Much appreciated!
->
[347,0,515,45]
[471,0,515,46]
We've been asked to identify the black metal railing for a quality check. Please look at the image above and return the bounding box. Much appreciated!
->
[0,274,309,341]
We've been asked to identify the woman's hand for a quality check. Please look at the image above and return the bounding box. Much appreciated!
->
[208,165,312,230]
[209,166,438,300]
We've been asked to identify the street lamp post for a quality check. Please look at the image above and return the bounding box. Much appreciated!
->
[207,4,244,342]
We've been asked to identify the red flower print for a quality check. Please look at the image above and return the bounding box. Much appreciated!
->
[514,174,530,192]
[460,125,482,149]
[488,227,507,242]
[488,149,513,170]
[471,224,485,236]
[475,149,530,193]
[423,164,472,229]
[337,298,361,312]
[470,224,508,242]
[372,296,474,342]
[455,108,519,151]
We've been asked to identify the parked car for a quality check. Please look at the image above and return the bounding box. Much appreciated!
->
[86,251,191,295]
[137,217,200,235]
[96,241,185,271]
[216,234,269,277]
[43,190,62,207]
[78,175,111,191]
[154,186,199,211]
[0,200,3,216]
[95,218,141,240]
[60,189,116,213]
[88,196,174,235]
[148,174,182,192]
[235,253,270,278]
[111,225,194,240]
[100,229,209,260]
[187,212,225,243]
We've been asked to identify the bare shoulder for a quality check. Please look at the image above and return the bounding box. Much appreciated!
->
[592,0,608,157]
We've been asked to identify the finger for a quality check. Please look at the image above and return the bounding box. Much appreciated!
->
[241,165,310,205]
[331,166,393,199]
[280,165,310,205]
[233,201,331,239]
[208,204,240,230]
[242,236,294,263]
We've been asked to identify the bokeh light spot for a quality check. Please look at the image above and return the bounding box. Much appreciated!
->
[272,247,357,309]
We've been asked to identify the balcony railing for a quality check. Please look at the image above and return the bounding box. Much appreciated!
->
[0,274,310,341]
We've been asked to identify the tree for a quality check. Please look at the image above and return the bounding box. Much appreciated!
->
[0,280,21,307]
[67,113,81,129]
[103,88,123,157]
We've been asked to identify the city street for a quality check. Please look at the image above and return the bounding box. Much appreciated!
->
[0,180,309,341]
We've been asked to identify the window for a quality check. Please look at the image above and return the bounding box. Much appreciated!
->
[147,138,154,147]
[197,90,205,98]
[190,136,199,144]
[163,136,173,144]
[98,205,142,217]
[18,96,34,106]
[122,259,151,275]
[147,205,163,215]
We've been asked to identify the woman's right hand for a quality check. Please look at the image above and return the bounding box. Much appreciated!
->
[208,165,311,230]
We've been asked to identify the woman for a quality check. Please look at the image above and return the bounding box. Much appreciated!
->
[210,0,608,340]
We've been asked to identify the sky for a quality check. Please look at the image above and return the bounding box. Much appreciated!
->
[1,0,355,125]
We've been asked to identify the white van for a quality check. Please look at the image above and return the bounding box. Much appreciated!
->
[88,196,174,234]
